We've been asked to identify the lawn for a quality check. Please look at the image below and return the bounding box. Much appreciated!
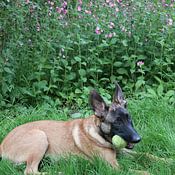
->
[0,98,174,175]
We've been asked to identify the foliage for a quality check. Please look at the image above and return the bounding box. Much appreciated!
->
[0,99,175,174]
[0,0,175,108]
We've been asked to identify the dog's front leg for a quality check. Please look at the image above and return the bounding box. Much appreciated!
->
[97,149,151,175]
[96,148,120,169]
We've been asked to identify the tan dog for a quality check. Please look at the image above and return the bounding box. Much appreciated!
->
[0,84,142,174]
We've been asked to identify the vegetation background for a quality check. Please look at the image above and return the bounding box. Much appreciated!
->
[0,0,174,107]
[0,0,175,174]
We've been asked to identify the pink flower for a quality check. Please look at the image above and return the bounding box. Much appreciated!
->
[117,0,122,3]
[26,0,30,4]
[95,27,102,35]
[105,33,113,38]
[56,7,62,14]
[108,33,113,38]
[137,61,144,67]
[77,5,82,11]
[85,10,92,14]
[63,9,68,15]
[63,1,67,8]
[78,0,82,5]
[115,7,119,12]
[109,2,115,7]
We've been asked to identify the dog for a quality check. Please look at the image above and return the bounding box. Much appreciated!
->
[0,84,142,174]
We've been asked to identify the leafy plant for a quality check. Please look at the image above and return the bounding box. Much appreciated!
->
[0,0,174,108]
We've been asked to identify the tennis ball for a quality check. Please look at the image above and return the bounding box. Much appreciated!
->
[112,135,127,149]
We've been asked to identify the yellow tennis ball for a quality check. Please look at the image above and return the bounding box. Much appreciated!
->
[112,135,127,149]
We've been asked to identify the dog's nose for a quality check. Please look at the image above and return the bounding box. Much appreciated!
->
[132,135,141,143]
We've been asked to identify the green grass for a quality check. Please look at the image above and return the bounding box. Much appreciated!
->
[0,99,175,175]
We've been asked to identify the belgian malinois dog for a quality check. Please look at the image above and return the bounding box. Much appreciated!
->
[0,84,142,174]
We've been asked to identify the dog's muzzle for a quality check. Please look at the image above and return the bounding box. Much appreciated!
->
[126,135,141,149]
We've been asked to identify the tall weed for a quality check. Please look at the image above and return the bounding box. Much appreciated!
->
[0,0,174,107]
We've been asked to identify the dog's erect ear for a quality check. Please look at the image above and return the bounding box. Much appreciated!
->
[90,90,107,118]
[113,83,126,106]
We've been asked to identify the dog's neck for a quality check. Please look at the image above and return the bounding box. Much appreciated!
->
[83,115,113,149]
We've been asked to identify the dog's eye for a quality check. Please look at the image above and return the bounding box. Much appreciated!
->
[116,118,122,123]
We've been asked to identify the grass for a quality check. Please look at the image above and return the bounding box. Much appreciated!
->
[0,98,175,175]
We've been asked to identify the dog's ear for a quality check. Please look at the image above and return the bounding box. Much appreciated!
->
[113,83,127,107]
[90,90,107,118]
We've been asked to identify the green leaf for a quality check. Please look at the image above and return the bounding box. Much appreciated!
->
[122,40,128,47]
[110,38,117,45]
[135,79,145,90]
[21,88,35,97]
[74,56,81,62]
[114,62,122,67]
[61,59,68,66]
[157,84,164,97]
[34,81,48,91]
[82,77,87,82]
[2,83,8,94]
[154,76,162,83]
[78,69,86,77]
[147,88,157,98]
[75,89,82,94]
[4,67,13,74]
[110,75,116,82]
[117,68,128,75]
[98,41,109,48]
[67,73,76,80]
[165,90,174,98]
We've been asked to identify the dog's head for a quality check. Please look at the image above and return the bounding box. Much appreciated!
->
[90,84,141,149]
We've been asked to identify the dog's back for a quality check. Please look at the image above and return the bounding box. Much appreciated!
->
[0,117,111,160]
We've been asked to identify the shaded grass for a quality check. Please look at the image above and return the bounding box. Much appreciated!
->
[0,99,175,175]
